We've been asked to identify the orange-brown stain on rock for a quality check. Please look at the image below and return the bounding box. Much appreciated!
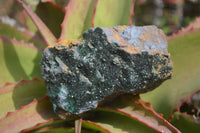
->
[115,25,127,31]
[121,44,140,54]
[49,39,84,49]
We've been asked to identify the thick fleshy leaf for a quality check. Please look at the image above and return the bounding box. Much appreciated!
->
[86,95,180,133]
[94,0,133,27]
[17,0,57,45]
[35,2,65,38]
[59,0,96,40]
[0,20,46,49]
[141,28,200,118]
[0,78,46,119]
[0,96,57,133]
[20,119,65,132]
[33,127,103,133]
[0,36,42,86]
[170,112,200,133]
[22,119,111,133]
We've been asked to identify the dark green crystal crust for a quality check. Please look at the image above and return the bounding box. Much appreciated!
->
[40,26,172,117]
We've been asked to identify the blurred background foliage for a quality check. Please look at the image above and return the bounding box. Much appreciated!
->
[0,0,200,35]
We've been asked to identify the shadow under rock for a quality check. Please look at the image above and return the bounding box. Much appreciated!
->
[12,79,58,120]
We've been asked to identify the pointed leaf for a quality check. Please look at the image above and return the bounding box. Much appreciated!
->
[94,0,133,27]
[17,0,57,45]
[0,36,42,86]
[0,20,46,49]
[59,0,96,40]
[0,96,58,133]
[141,29,200,118]
[89,108,156,133]
[0,78,46,119]
[87,95,180,133]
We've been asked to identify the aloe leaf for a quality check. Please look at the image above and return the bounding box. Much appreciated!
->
[94,0,133,27]
[0,78,46,119]
[0,96,57,133]
[59,0,96,40]
[0,36,42,86]
[170,112,200,133]
[86,95,180,133]
[0,20,45,49]
[22,119,111,133]
[17,0,57,45]
[33,127,101,133]
[141,28,200,118]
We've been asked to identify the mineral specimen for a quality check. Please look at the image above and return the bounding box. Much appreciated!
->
[40,25,173,118]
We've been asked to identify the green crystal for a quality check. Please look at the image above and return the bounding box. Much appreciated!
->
[40,25,173,118]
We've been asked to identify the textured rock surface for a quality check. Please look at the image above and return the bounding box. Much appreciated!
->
[40,25,173,118]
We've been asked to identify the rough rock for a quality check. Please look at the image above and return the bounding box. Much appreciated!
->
[40,25,173,118]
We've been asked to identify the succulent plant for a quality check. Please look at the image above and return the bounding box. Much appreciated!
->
[0,0,200,132]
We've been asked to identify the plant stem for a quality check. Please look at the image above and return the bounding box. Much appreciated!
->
[75,118,82,133]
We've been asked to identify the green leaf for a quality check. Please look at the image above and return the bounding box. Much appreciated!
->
[33,127,103,133]
[59,0,96,40]
[21,119,64,132]
[17,0,57,45]
[141,30,200,118]
[170,112,200,133]
[22,119,111,133]
[0,20,46,49]
[0,36,42,86]
[0,78,46,119]
[94,0,133,27]
[0,96,57,133]
[86,95,180,133]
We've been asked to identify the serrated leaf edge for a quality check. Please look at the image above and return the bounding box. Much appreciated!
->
[100,95,181,133]
[0,95,48,122]
[0,36,40,51]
